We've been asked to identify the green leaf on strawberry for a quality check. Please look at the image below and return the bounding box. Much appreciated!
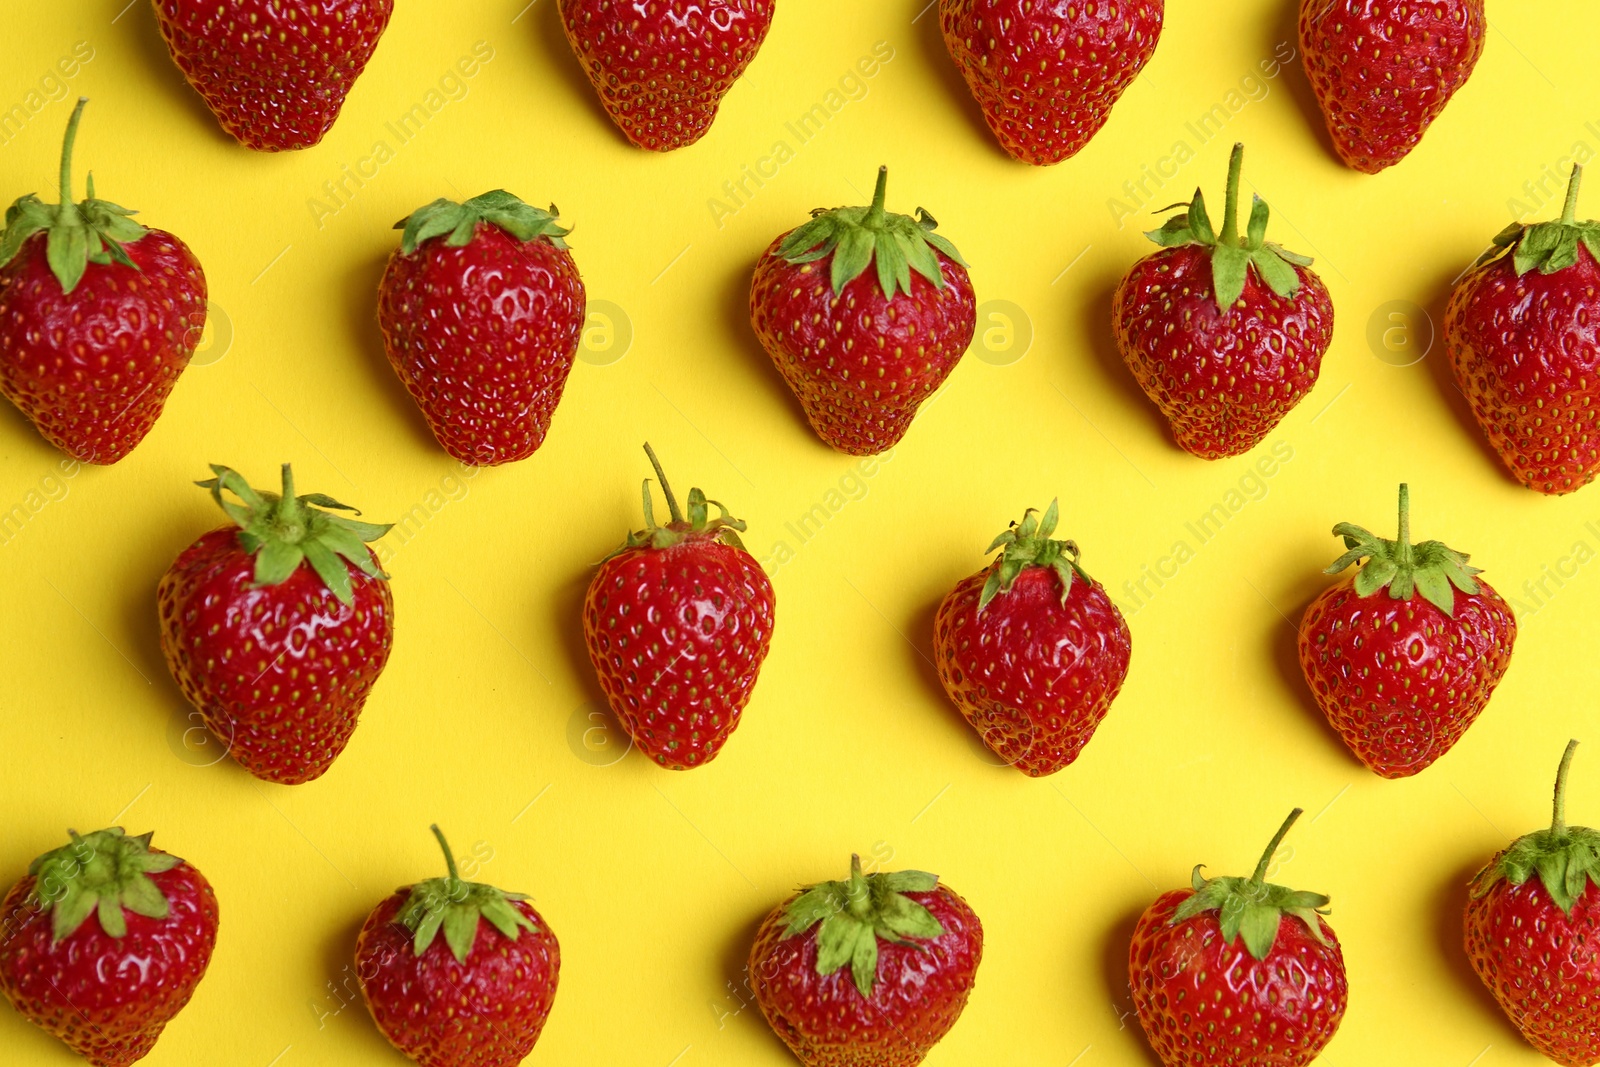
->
[781,855,944,998]
[395,190,570,254]
[1481,165,1600,276]
[28,828,183,943]
[395,827,539,965]
[978,499,1092,611]
[1323,483,1481,616]
[612,442,748,555]
[1473,740,1600,915]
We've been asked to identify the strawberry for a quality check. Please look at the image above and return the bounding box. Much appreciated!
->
[1130,809,1347,1067]
[558,0,774,152]
[583,444,774,769]
[749,855,983,1067]
[750,167,976,455]
[1113,143,1333,459]
[378,191,585,467]
[0,99,206,464]
[1298,484,1516,778]
[1446,165,1600,495]
[933,500,1132,777]
[356,826,560,1067]
[152,0,393,151]
[1466,741,1600,1067]
[940,0,1164,166]
[0,828,218,1067]
[1299,0,1485,173]
[158,464,395,785]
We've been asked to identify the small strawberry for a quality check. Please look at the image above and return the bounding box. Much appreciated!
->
[152,0,393,151]
[1298,484,1516,778]
[749,855,983,1067]
[1300,0,1485,173]
[558,0,774,152]
[583,444,774,769]
[0,828,219,1067]
[1130,809,1347,1067]
[378,191,585,467]
[1447,165,1600,495]
[750,167,977,455]
[940,0,1164,166]
[0,99,206,464]
[933,500,1132,777]
[1113,143,1333,459]
[1466,740,1600,1067]
[158,464,395,785]
[356,826,560,1067]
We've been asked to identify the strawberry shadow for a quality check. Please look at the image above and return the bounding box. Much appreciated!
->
[1435,856,1526,1045]
[911,587,1023,772]
[1267,1,1340,166]
[718,258,822,449]
[547,567,633,757]
[526,0,637,152]
[317,909,401,1055]
[1267,583,1368,774]
[910,0,1016,165]
[1101,900,1161,1065]
[119,3,241,149]
[716,903,791,1056]
[1077,271,1175,449]
[342,249,441,456]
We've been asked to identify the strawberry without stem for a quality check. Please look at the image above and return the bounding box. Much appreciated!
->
[158,464,395,785]
[751,167,977,456]
[583,444,774,769]
[933,500,1132,776]
[1298,484,1515,778]
[153,0,394,151]
[0,99,206,464]
[940,0,1164,166]
[0,828,218,1067]
[378,191,586,467]
[357,827,560,1067]
[750,856,983,1067]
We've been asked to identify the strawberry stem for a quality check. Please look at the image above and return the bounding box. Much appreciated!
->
[1220,143,1245,248]
[862,166,889,229]
[1250,808,1303,885]
[274,463,305,542]
[845,854,871,919]
[430,824,461,883]
[642,443,684,525]
[1396,483,1412,567]
[58,98,87,225]
[1553,739,1580,836]
[1563,165,1584,226]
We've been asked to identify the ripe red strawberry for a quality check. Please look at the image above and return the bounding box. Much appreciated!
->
[558,0,774,152]
[0,828,218,1067]
[933,500,1132,776]
[153,0,393,151]
[158,464,395,785]
[749,855,983,1067]
[750,167,977,455]
[1113,143,1333,459]
[583,444,774,769]
[357,826,560,1067]
[940,0,1164,166]
[1299,0,1484,173]
[1466,741,1600,1067]
[0,99,206,464]
[1446,165,1600,495]
[1130,809,1347,1067]
[1298,484,1516,778]
[378,191,585,467]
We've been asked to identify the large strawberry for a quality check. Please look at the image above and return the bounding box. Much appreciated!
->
[933,500,1132,776]
[0,828,218,1067]
[1298,484,1515,779]
[1299,0,1485,173]
[152,0,393,151]
[158,464,395,785]
[1130,809,1347,1067]
[1113,143,1333,459]
[558,0,774,152]
[750,167,976,455]
[378,191,585,467]
[356,826,560,1067]
[583,444,774,769]
[749,855,983,1067]
[1466,741,1600,1066]
[940,0,1164,165]
[0,99,206,464]
[1447,165,1600,495]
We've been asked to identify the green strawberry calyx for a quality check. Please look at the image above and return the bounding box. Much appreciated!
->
[395,826,539,965]
[199,463,392,606]
[28,827,182,943]
[610,442,748,556]
[1472,740,1600,916]
[1323,483,1480,617]
[776,166,968,299]
[1480,165,1600,276]
[978,499,1092,612]
[0,98,148,295]
[1170,808,1332,962]
[395,189,569,255]
[1145,142,1312,313]
[780,855,945,998]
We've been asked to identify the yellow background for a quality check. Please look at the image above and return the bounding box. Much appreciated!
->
[3,1,1597,1064]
